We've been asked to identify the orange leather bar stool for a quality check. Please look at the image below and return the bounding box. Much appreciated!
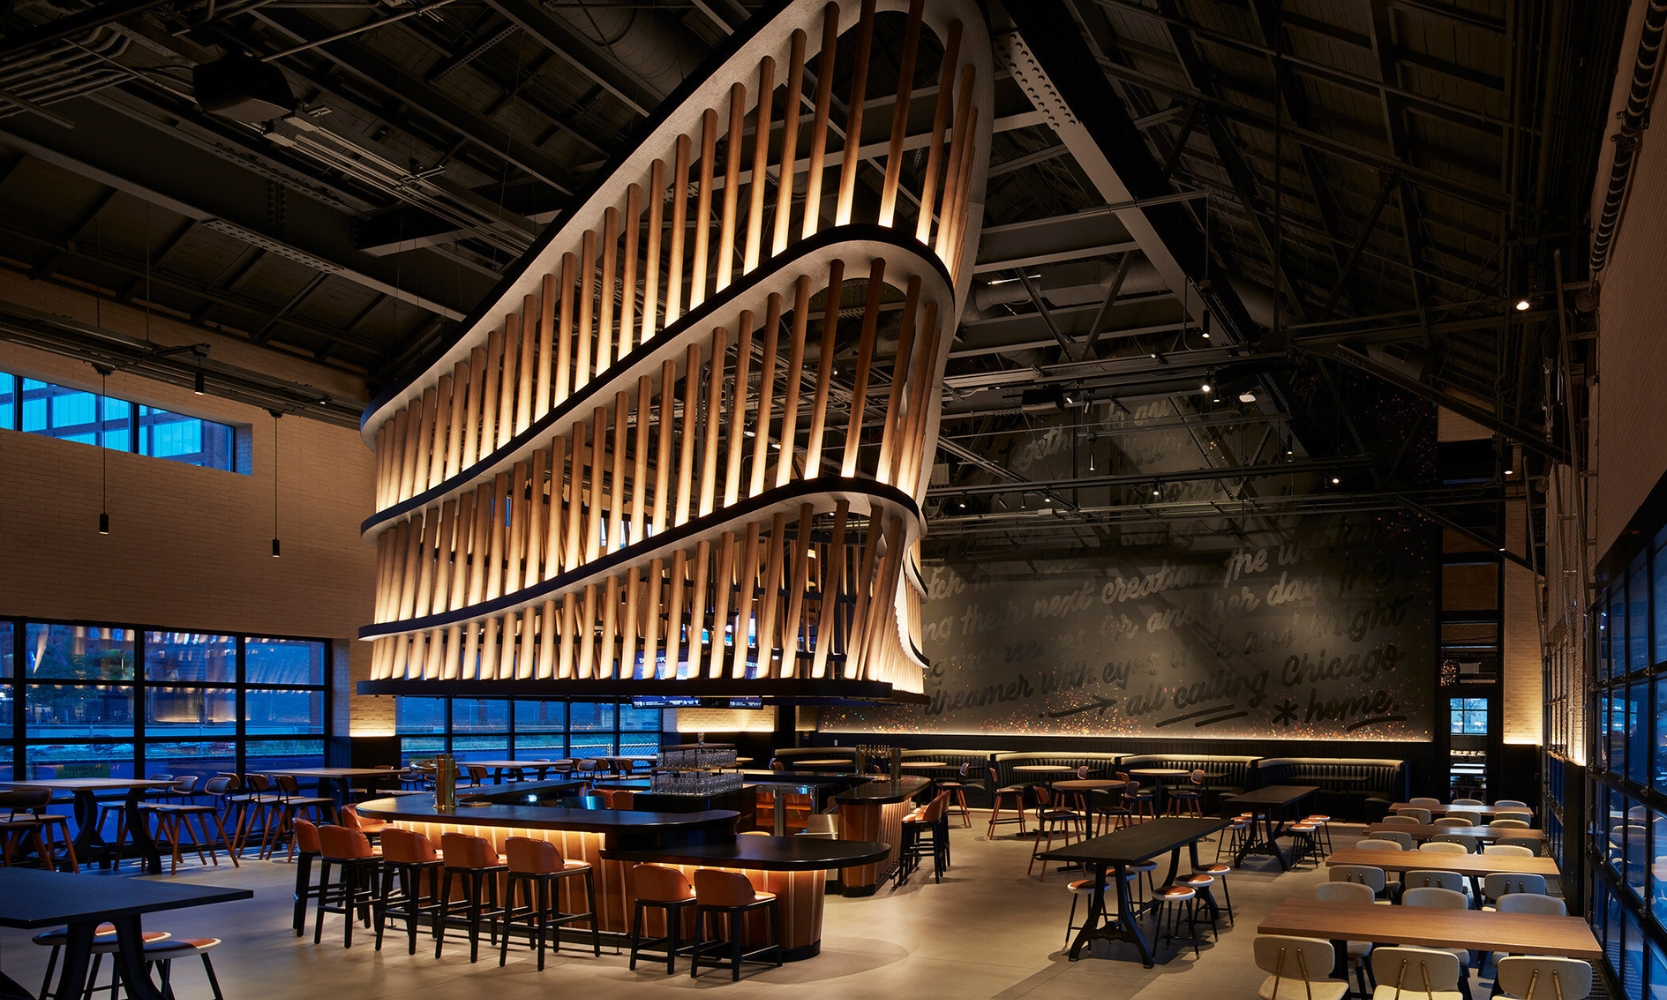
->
[339,804,387,843]
[986,767,1028,838]
[897,792,951,886]
[609,789,635,810]
[314,825,382,948]
[629,864,697,974]
[434,833,508,963]
[690,869,781,981]
[32,924,170,1000]
[290,818,325,937]
[141,938,224,1000]
[498,836,601,969]
[375,827,445,955]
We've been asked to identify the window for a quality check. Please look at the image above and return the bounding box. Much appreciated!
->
[1634,566,1653,674]
[1,370,243,473]
[1449,697,1488,735]
[394,697,663,763]
[3,619,330,781]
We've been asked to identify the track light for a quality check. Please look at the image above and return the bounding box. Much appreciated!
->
[193,367,205,395]
[1201,379,1212,394]
[1514,298,1531,312]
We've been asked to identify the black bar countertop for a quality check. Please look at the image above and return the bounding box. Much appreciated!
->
[830,775,932,805]
[357,796,738,832]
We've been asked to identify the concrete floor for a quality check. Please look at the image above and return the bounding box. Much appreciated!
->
[0,823,1419,1000]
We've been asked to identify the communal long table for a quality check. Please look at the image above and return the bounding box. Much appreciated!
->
[1387,802,1532,818]
[1259,898,1599,978]
[357,796,888,960]
[1231,785,1319,870]
[1325,848,1559,878]
[1037,817,1230,966]
[1363,823,1546,843]
[0,868,251,1000]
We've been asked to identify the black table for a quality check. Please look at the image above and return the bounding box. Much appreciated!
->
[1037,817,1230,966]
[1230,784,1320,870]
[0,868,252,1000]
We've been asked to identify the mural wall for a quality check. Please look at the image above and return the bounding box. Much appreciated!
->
[823,513,1437,740]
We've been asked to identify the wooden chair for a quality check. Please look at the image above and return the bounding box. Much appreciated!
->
[1253,935,1348,1000]
[936,763,972,827]
[986,767,1027,838]
[1494,957,1592,1000]
[1370,946,1465,1000]
[1315,881,1377,997]
[1026,786,1079,882]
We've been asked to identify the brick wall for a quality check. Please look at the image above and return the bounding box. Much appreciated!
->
[0,288,383,734]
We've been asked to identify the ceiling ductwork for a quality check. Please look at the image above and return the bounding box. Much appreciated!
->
[541,0,708,100]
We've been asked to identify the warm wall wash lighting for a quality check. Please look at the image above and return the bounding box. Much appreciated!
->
[354,1,993,700]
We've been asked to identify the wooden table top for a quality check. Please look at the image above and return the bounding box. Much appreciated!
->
[1037,817,1230,866]
[1127,768,1193,776]
[1052,779,1124,790]
[2,779,177,792]
[269,768,396,778]
[466,760,566,769]
[1388,803,1532,818]
[1258,899,1599,960]
[1365,823,1546,841]
[899,761,948,769]
[1012,765,1077,773]
[793,759,855,767]
[1325,848,1560,877]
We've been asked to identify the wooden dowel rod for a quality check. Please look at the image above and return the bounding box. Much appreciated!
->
[811,499,849,678]
[841,257,887,477]
[506,461,529,597]
[723,310,754,508]
[708,530,736,679]
[412,389,435,497]
[537,599,557,679]
[782,502,815,676]
[691,109,717,310]
[621,566,640,679]
[835,0,877,226]
[575,229,597,391]
[598,574,620,679]
[936,66,977,261]
[517,605,537,680]
[428,382,450,491]
[731,520,762,678]
[874,275,921,481]
[393,405,414,501]
[555,254,576,406]
[452,490,476,613]
[916,20,962,244]
[804,260,844,472]
[758,511,788,677]
[478,329,503,465]
[632,374,652,546]
[676,343,701,526]
[667,136,690,325]
[517,294,537,435]
[744,56,774,275]
[396,514,421,619]
[773,30,806,257]
[537,274,556,419]
[644,556,664,677]
[653,359,676,536]
[878,0,924,228]
[597,206,619,374]
[644,160,666,341]
[609,389,630,554]
[775,275,812,488]
[621,183,641,354]
[894,300,941,491]
[586,406,607,563]
[747,294,782,497]
[717,82,745,292]
[544,434,568,578]
[845,506,884,678]
[412,505,438,619]
[802,3,839,240]
[577,584,597,678]
[525,448,547,589]
[667,547,690,676]
[497,315,519,449]
[698,326,728,517]
[485,472,510,600]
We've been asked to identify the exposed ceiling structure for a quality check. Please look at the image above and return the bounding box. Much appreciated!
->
[0,0,1626,556]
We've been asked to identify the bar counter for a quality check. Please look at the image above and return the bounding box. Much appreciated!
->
[357,795,889,959]
[830,776,932,894]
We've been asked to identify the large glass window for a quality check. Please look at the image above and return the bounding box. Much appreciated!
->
[2,370,242,473]
[1635,566,1653,674]
[1449,697,1488,735]
[394,697,662,763]
[4,619,330,780]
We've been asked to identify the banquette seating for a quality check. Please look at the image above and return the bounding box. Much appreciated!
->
[1254,757,1407,821]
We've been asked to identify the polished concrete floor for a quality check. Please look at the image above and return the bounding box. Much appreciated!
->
[0,822,1482,999]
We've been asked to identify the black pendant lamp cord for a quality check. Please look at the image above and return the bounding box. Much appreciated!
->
[271,410,282,557]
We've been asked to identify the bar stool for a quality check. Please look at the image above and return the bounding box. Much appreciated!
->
[291,818,325,937]
[1152,882,1203,957]
[937,763,972,827]
[1064,878,1107,947]
[1,789,74,872]
[898,792,951,886]
[1027,786,1079,882]
[1290,818,1321,868]
[262,775,336,859]
[314,825,382,948]
[1304,814,1335,857]
[499,836,601,969]
[630,863,697,974]
[1176,870,1221,942]
[690,869,782,981]
[375,827,445,955]
[228,774,281,857]
[986,767,1028,837]
[1216,813,1251,864]
[141,937,225,1000]
[1129,859,1159,907]
[1194,862,1236,923]
[435,833,508,962]
[338,804,386,845]
[32,924,170,1000]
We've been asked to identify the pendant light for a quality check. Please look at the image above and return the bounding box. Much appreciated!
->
[270,410,282,557]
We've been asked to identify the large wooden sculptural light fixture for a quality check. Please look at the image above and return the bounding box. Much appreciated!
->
[356,0,992,701]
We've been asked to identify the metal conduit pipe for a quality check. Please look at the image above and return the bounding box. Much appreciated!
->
[1591,0,1667,275]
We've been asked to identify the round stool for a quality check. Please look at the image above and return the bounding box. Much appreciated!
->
[1129,860,1159,906]
[1290,820,1320,867]
[1216,815,1250,863]
[1194,862,1235,923]
[1177,871,1220,941]
[1064,878,1105,947]
[142,938,223,1000]
[32,925,170,1000]
[1152,884,1201,956]
[1303,814,1334,857]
